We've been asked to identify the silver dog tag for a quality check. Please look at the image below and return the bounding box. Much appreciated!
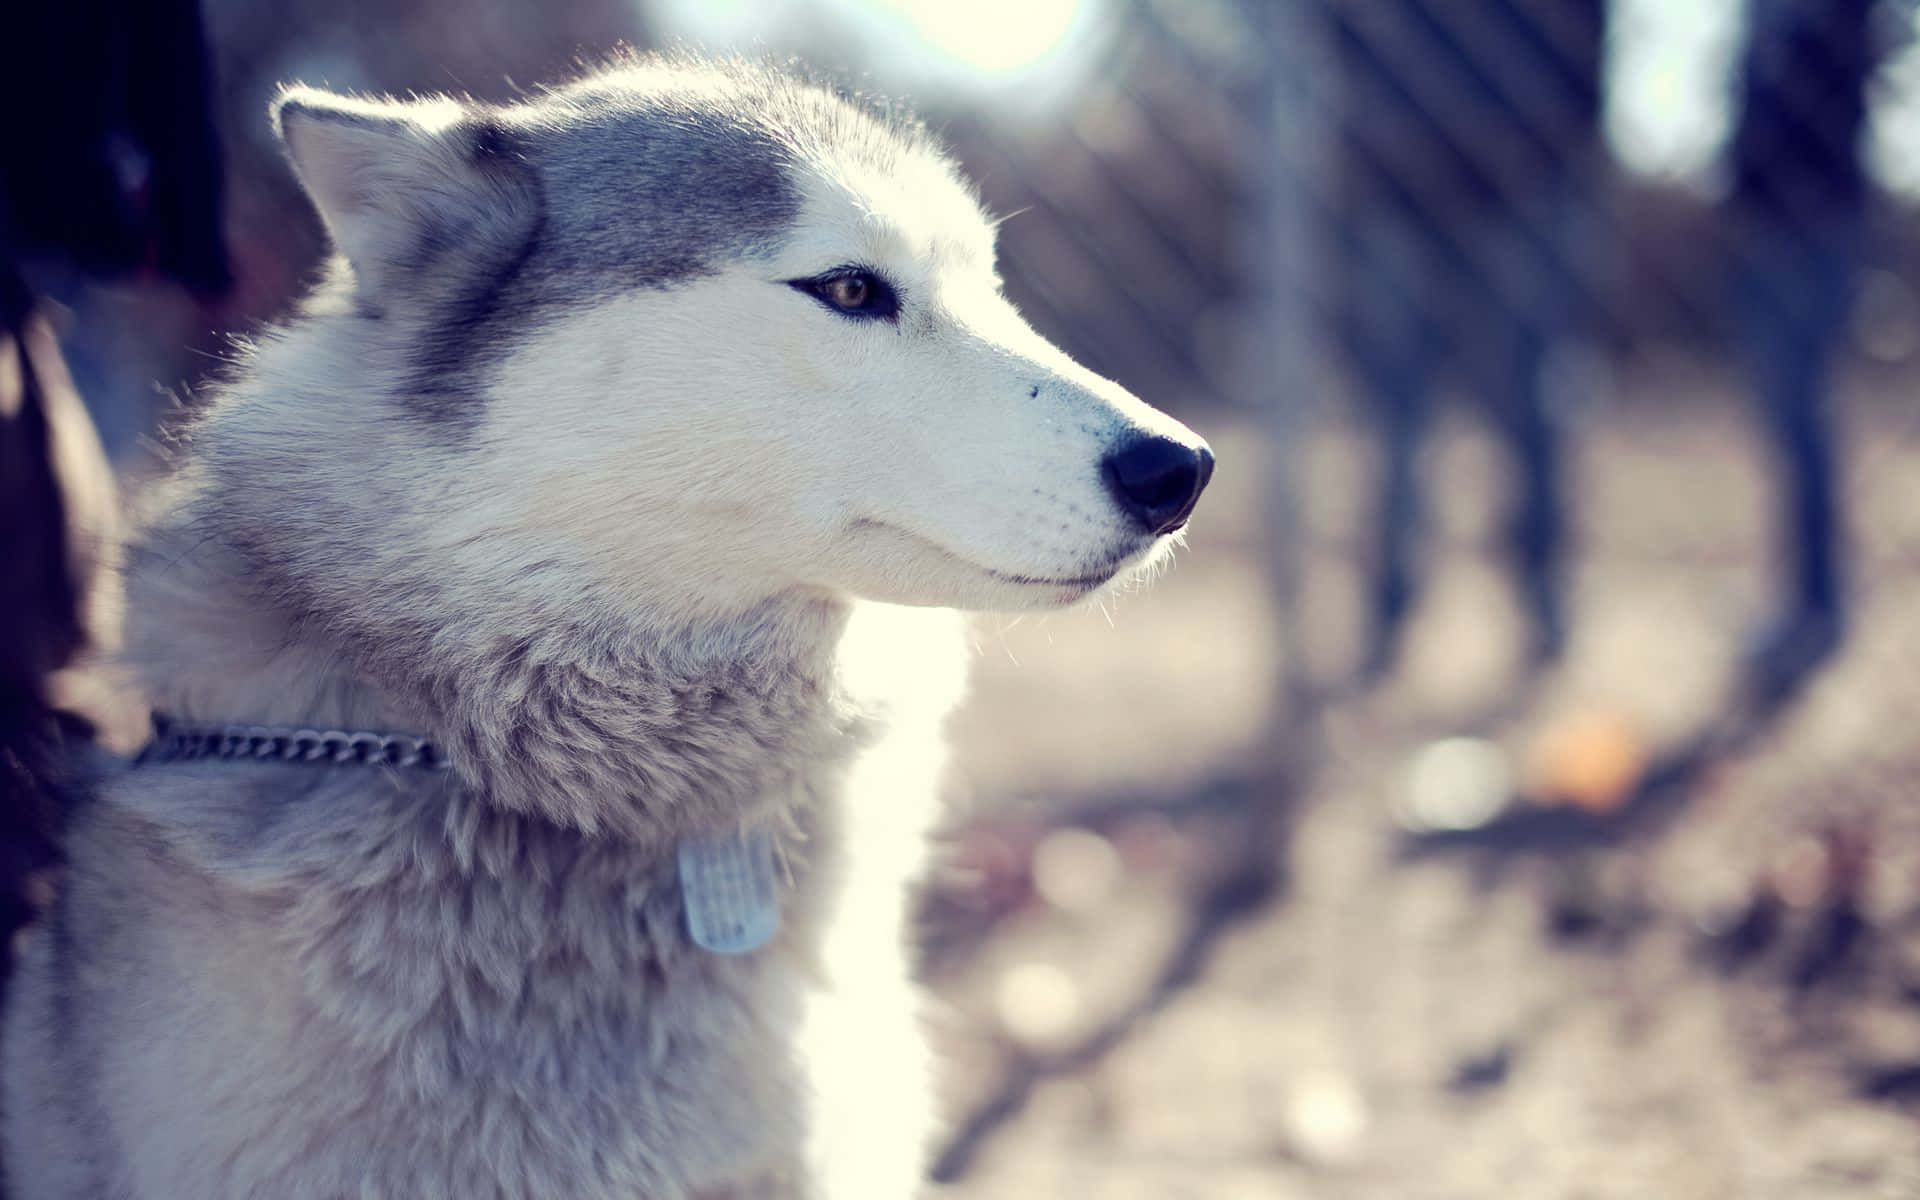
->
[678,829,781,955]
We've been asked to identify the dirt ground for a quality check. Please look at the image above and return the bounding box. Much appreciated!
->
[922,360,1920,1199]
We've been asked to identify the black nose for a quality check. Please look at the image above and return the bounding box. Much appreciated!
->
[1102,436,1214,535]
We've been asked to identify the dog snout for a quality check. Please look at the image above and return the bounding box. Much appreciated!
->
[1102,435,1214,535]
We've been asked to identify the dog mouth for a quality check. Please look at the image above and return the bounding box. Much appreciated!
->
[848,518,1139,592]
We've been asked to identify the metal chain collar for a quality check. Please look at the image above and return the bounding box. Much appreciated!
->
[136,716,453,771]
[136,717,783,955]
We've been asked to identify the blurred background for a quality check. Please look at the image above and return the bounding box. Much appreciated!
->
[8,0,1920,1195]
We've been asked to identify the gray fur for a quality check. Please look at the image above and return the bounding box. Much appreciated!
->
[9,753,852,1198]
[3,54,1205,1200]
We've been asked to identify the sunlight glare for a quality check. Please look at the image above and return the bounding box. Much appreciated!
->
[1603,0,1743,191]
[1869,9,1920,200]
[862,0,1084,78]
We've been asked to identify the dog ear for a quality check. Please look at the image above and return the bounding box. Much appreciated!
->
[272,87,534,295]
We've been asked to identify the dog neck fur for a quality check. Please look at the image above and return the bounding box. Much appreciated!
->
[127,422,877,848]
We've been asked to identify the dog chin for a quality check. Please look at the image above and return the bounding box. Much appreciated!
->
[828,519,1172,612]
[975,573,1114,611]
[962,539,1173,612]
[835,568,1099,613]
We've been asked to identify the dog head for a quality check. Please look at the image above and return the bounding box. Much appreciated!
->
[267,60,1212,624]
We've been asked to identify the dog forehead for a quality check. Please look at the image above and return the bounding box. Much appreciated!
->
[516,92,798,287]
[784,142,994,272]
[518,62,990,280]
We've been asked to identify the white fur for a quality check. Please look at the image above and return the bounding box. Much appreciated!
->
[2,58,1209,1199]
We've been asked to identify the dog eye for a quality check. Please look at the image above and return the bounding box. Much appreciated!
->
[789,269,899,321]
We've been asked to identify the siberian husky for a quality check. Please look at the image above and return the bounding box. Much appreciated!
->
[2,57,1212,1199]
